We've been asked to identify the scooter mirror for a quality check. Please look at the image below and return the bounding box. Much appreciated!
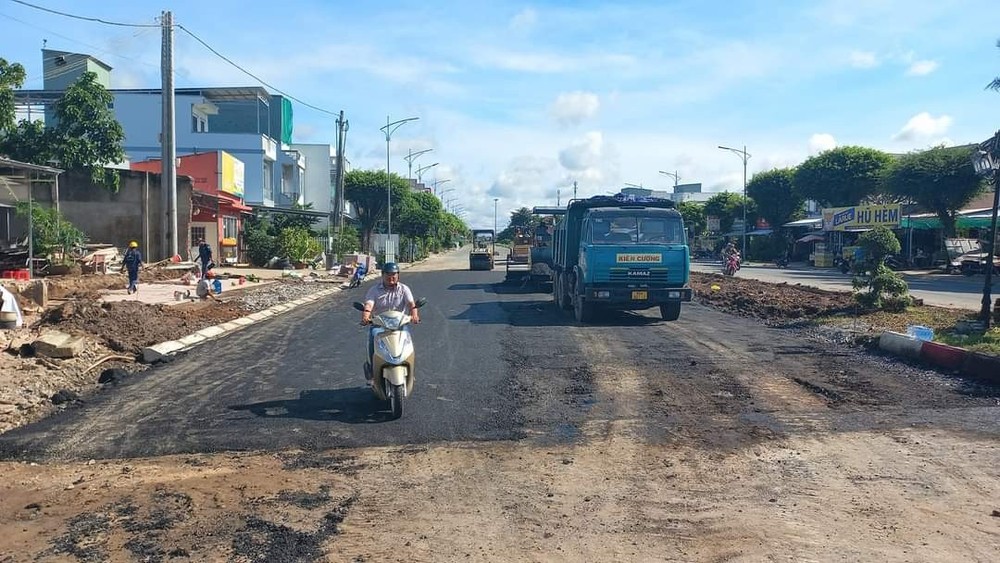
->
[352,302,365,311]
[415,297,428,308]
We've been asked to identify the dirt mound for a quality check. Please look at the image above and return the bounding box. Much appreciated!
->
[690,272,857,323]
[43,300,244,355]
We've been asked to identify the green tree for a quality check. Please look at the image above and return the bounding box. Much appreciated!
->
[851,225,910,311]
[344,169,410,252]
[884,145,987,237]
[704,192,753,235]
[0,70,125,191]
[0,58,26,134]
[278,226,322,263]
[746,167,804,230]
[497,207,537,242]
[14,202,86,264]
[794,146,893,207]
[676,201,706,237]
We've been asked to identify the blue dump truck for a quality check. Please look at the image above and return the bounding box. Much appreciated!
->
[551,193,692,322]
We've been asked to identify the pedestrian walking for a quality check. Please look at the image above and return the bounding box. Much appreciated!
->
[198,239,214,280]
[122,241,143,294]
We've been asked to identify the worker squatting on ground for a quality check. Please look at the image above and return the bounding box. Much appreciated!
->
[121,241,143,294]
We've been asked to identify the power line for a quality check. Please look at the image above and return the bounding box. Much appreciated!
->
[175,24,337,116]
[9,0,160,27]
[0,11,157,71]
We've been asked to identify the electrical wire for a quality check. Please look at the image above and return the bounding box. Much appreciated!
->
[176,23,337,116]
[0,11,162,73]
[8,0,160,27]
[8,2,337,116]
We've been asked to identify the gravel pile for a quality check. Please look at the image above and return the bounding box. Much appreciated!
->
[236,280,335,313]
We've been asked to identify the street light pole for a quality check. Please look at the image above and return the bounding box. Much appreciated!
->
[718,145,751,258]
[658,170,680,188]
[971,131,1000,329]
[380,115,418,257]
[432,178,451,196]
[404,148,433,182]
[494,198,499,235]
[415,162,438,185]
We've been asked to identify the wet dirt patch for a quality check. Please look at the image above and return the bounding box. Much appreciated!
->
[231,494,356,563]
[277,451,368,475]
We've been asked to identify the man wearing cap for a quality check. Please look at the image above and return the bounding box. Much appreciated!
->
[360,262,420,385]
[122,241,143,294]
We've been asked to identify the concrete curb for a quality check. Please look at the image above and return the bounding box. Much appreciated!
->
[877,330,1000,385]
[140,273,377,364]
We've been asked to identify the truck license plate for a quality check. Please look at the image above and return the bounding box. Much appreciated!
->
[631,290,647,300]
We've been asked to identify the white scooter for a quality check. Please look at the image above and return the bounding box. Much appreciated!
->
[353,299,426,419]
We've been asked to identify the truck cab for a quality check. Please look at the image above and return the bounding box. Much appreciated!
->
[552,195,692,322]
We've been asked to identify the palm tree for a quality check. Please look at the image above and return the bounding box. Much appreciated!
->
[990,39,1000,91]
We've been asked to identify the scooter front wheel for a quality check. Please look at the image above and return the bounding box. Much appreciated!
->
[389,383,404,419]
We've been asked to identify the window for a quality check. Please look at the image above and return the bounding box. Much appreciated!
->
[223,216,238,239]
[263,160,274,201]
[191,226,206,244]
[585,215,684,245]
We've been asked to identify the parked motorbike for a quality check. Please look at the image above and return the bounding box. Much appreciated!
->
[348,264,368,288]
[722,254,741,276]
[774,255,789,268]
[353,298,427,419]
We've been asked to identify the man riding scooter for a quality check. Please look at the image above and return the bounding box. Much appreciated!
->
[359,262,420,387]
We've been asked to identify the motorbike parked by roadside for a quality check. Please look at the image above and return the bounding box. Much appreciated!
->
[348,263,368,288]
[353,298,426,419]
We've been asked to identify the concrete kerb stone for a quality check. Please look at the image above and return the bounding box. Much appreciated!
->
[139,285,340,363]
[879,330,1000,384]
[878,331,924,360]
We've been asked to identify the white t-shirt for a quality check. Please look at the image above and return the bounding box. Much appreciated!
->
[363,281,415,315]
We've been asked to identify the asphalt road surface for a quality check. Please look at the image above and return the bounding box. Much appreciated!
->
[692,260,998,310]
[2,251,996,462]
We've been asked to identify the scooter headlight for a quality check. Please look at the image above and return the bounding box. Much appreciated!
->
[380,315,402,330]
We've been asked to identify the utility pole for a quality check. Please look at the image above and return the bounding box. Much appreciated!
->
[161,10,178,259]
[334,111,348,238]
[557,188,561,206]
[573,180,578,200]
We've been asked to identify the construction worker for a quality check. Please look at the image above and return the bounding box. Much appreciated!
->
[198,239,214,280]
[122,241,143,294]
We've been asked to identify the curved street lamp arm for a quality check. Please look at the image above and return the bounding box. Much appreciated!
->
[380,116,419,140]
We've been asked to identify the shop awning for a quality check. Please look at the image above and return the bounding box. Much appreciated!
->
[797,233,825,243]
[746,229,773,236]
[783,217,822,228]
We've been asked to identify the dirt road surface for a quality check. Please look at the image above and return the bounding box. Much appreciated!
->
[1,251,998,562]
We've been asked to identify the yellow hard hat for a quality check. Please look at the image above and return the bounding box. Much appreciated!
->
[129,241,138,248]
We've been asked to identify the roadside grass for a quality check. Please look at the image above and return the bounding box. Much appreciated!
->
[936,328,1000,356]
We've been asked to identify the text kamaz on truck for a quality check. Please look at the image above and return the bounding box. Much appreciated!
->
[551,194,692,322]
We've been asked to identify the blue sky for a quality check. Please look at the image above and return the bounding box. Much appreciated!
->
[2,0,998,229]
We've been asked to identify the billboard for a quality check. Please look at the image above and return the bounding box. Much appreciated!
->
[822,204,900,231]
[220,152,245,198]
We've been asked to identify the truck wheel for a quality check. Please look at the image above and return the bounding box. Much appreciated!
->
[574,293,594,323]
[554,274,571,310]
[660,302,681,321]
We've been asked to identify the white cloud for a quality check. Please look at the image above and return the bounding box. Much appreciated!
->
[550,91,600,127]
[559,132,604,171]
[808,133,837,154]
[892,112,953,141]
[509,8,537,32]
[849,50,879,68]
[906,60,938,76]
[489,156,557,200]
